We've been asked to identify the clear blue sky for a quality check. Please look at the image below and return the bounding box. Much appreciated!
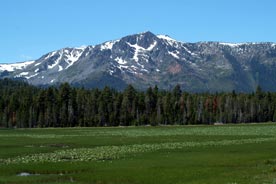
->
[1,0,276,63]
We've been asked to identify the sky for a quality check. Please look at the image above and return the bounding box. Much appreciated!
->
[1,0,276,63]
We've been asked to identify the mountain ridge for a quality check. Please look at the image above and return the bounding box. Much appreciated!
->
[1,31,276,92]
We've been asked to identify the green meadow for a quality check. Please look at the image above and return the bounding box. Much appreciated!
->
[0,124,276,184]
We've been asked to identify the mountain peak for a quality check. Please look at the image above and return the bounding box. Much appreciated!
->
[120,31,158,50]
[122,31,156,40]
[138,31,156,37]
[2,32,276,92]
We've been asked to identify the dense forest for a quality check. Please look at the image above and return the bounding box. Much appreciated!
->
[0,78,276,128]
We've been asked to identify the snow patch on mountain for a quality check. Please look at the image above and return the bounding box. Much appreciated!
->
[141,68,149,73]
[127,41,157,62]
[65,49,84,69]
[35,62,41,66]
[157,34,179,46]
[0,60,35,72]
[168,51,180,59]
[15,72,29,77]
[157,35,177,42]
[219,42,244,47]
[25,73,38,79]
[45,51,57,60]
[127,43,142,62]
[115,57,127,65]
[76,45,87,50]
[147,41,157,51]
[20,72,29,75]
[58,65,63,71]
[182,46,196,56]
[48,53,62,69]
[118,65,129,71]
[100,40,118,51]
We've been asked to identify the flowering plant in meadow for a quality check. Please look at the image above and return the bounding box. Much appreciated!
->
[1,136,275,165]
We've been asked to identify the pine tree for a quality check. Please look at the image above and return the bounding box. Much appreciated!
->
[59,83,71,127]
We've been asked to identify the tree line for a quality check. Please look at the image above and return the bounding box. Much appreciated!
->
[0,78,276,128]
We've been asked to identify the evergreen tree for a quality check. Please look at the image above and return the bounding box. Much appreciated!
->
[1,78,276,128]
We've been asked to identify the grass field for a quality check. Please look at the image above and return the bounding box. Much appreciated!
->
[0,124,276,184]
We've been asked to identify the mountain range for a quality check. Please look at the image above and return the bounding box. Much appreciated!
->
[1,31,276,92]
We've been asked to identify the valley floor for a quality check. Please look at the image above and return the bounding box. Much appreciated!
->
[0,123,276,183]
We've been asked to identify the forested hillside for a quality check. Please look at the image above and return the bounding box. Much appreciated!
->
[0,79,275,128]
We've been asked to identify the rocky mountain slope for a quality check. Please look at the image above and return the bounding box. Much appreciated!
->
[1,31,276,92]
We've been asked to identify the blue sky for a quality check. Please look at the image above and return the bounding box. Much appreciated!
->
[1,0,276,63]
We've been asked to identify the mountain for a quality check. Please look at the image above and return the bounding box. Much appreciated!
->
[1,31,276,92]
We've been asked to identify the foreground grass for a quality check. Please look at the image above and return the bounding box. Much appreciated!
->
[0,123,276,183]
